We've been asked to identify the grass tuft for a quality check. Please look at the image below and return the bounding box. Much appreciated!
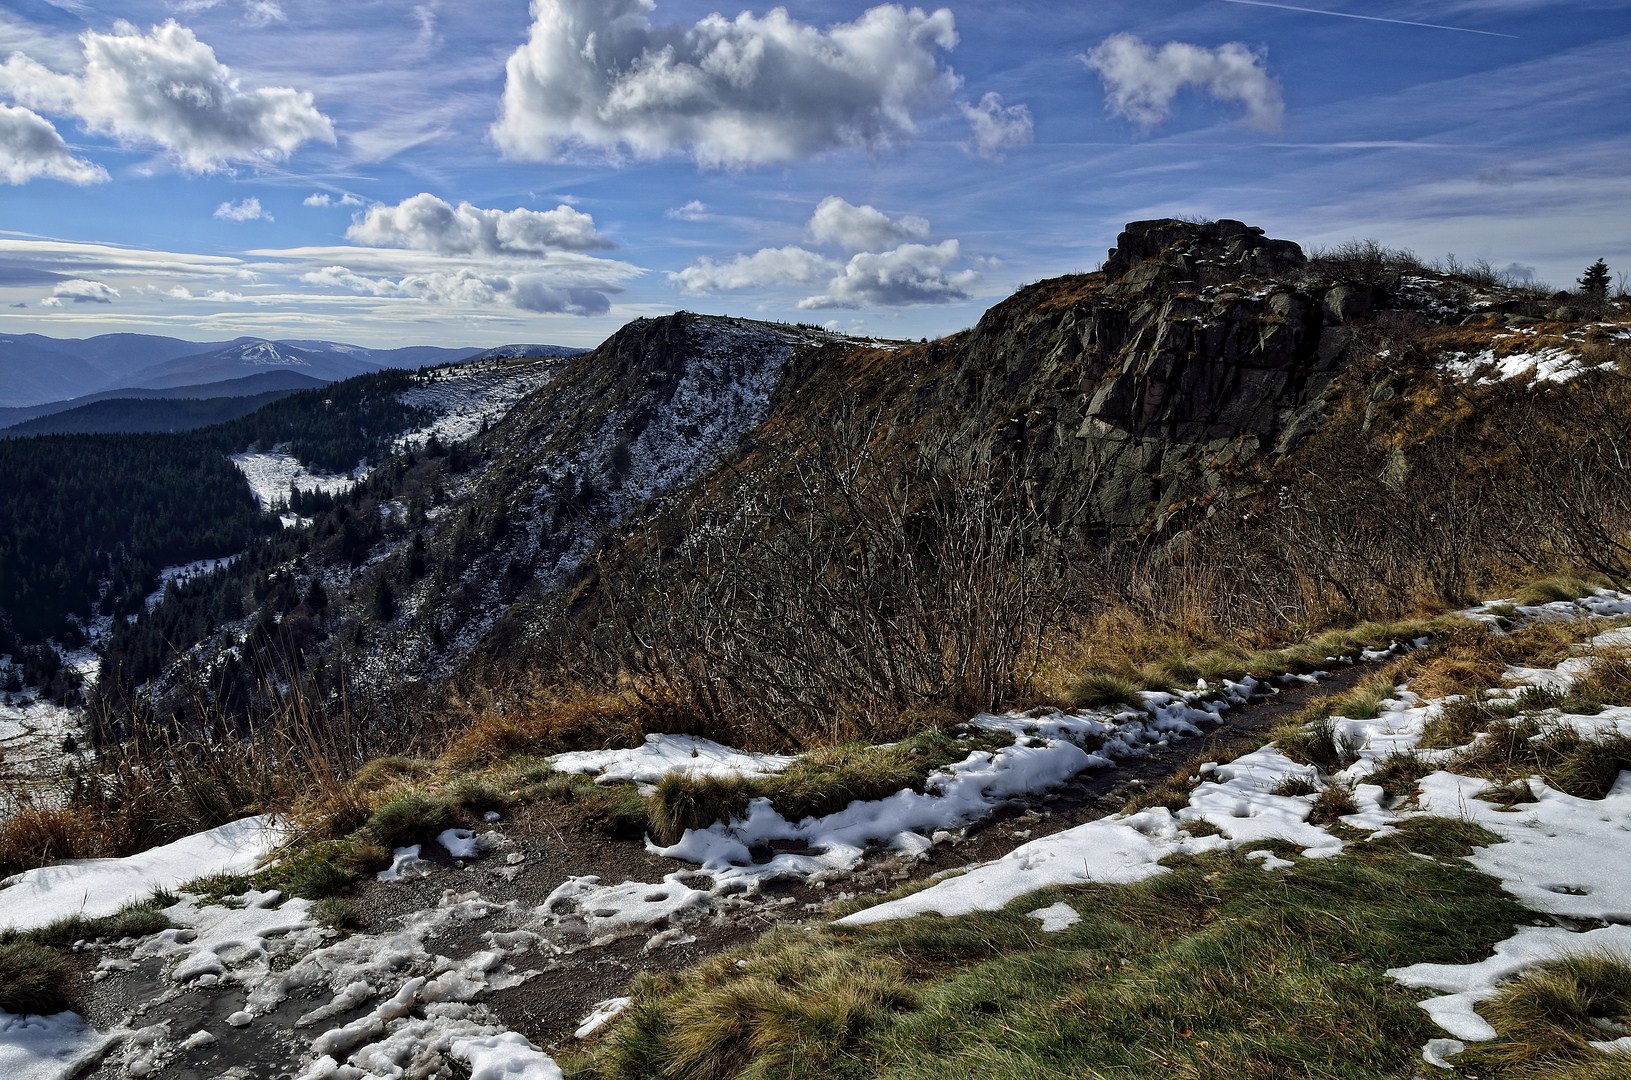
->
[0,941,74,1015]
[1275,716,1361,774]
[1463,951,1631,1077]
[365,792,455,848]
[1308,781,1359,824]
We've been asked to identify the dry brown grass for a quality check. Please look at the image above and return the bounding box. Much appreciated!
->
[0,801,108,877]
[442,685,677,769]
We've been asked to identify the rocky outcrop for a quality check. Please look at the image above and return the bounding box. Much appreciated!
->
[1102,218,1306,285]
[908,218,1352,534]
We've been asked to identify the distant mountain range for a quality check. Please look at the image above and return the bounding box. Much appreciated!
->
[0,333,587,411]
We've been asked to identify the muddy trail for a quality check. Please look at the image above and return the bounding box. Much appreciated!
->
[63,663,1371,1079]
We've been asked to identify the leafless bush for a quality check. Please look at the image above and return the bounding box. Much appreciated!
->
[1305,239,1425,294]
[576,411,1075,747]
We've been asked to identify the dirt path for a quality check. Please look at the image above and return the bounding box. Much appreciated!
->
[67,663,1372,1076]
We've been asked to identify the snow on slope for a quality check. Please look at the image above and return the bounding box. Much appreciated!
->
[395,357,561,451]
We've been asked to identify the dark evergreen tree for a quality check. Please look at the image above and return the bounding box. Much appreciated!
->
[1579,259,1611,308]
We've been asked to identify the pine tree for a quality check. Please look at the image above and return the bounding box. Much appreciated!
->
[1578,259,1611,303]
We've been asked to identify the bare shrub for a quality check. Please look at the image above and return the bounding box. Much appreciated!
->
[573,410,1074,747]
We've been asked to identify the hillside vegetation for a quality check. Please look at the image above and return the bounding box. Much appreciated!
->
[4,219,1630,1079]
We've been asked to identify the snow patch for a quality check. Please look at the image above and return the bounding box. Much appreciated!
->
[0,816,287,931]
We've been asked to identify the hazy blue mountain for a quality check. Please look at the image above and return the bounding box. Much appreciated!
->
[0,370,329,430]
[111,340,487,390]
[0,335,116,408]
[0,389,304,438]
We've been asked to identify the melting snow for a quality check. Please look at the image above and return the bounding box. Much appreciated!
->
[0,815,287,931]
[549,733,796,787]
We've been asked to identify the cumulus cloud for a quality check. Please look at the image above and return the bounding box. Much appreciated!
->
[799,240,978,310]
[673,246,836,294]
[1082,33,1284,132]
[0,20,333,171]
[808,196,929,252]
[345,192,611,255]
[0,103,108,185]
[42,278,119,305]
[960,91,1033,159]
[303,192,364,208]
[214,196,271,221]
[493,0,961,168]
[302,264,614,315]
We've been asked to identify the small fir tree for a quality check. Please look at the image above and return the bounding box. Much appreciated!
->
[1578,259,1611,303]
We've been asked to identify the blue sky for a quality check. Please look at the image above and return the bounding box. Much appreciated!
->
[1,0,1627,348]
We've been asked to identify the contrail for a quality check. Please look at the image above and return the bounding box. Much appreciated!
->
[1217,0,1518,38]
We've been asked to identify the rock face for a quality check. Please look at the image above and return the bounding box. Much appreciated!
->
[1102,218,1307,284]
[904,218,1350,534]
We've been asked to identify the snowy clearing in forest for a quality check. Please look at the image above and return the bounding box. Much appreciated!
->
[232,452,363,511]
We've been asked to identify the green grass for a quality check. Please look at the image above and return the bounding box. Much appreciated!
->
[573,816,1528,1080]
[0,893,176,949]
[0,941,74,1014]
[1513,572,1616,607]
[1064,617,1459,713]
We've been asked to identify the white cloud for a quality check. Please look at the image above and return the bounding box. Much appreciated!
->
[666,199,711,222]
[42,278,119,305]
[1082,33,1284,132]
[169,0,285,27]
[493,0,961,168]
[0,103,108,185]
[799,240,979,310]
[0,20,333,172]
[673,246,836,294]
[214,196,271,221]
[808,196,930,252]
[242,1,285,27]
[166,284,245,301]
[960,91,1033,159]
[302,264,615,315]
[345,192,611,255]
[304,192,365,208]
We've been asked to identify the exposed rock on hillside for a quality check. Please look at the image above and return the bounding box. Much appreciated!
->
[764,217,1356,536]
[116,218,1488,730]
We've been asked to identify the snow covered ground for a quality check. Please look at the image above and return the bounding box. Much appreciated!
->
[232,452,364,512]
[0,815,287,931]
[395,358,561,452]
[9,596,1628,1077]
[837,611,1631,1073]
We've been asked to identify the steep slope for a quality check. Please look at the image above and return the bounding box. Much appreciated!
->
[109,218,1621,747]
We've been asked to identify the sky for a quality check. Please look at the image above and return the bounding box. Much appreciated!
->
[0,0,1628,350]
